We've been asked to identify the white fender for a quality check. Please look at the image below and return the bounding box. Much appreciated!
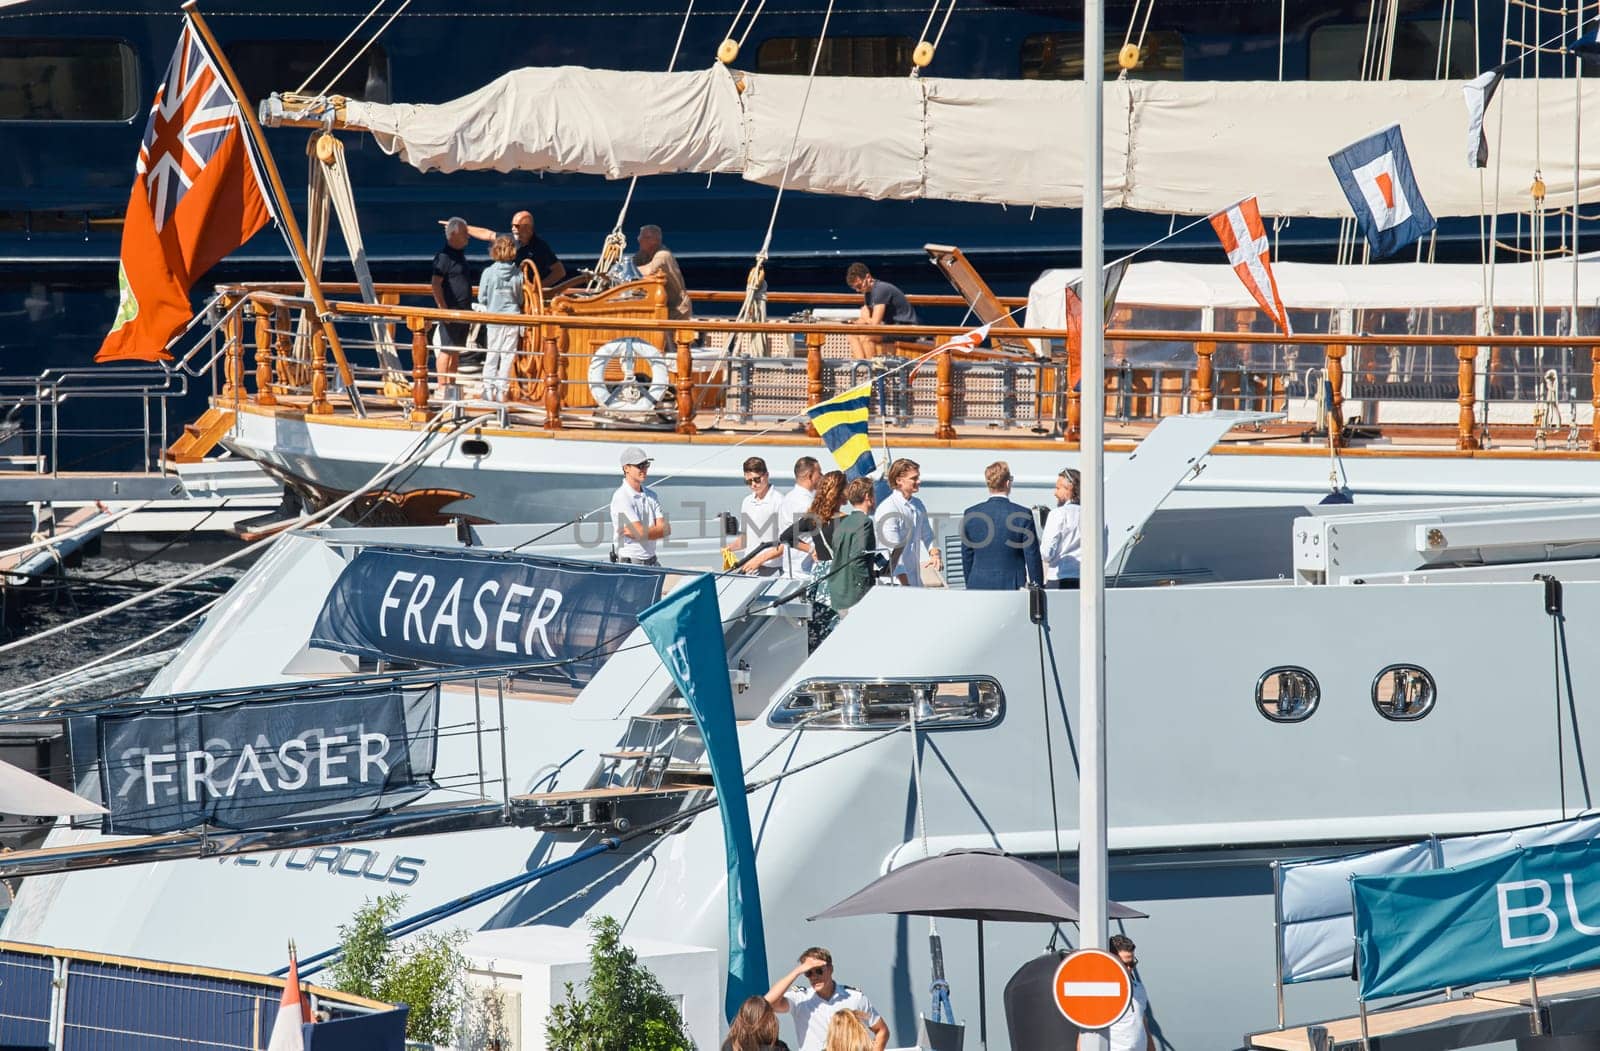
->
[587,337,670,412]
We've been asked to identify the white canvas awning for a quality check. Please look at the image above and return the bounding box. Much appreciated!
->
[334,67,1600,218]
[0,758,105,817]
[1024,256,1600,332]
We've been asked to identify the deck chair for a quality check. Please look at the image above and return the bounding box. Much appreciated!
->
[925,244,1036,358]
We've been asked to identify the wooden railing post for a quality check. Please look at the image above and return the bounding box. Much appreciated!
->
[222,294,242,401]
[1591,345,1600,452]
[676,333,697,435]
[252,301,276,406]
[1325,344,1346,448]
[805,332,825,437]
[405,316,430,421]
[273,305,292,389]
[543,333,563,430]
[934,347,956,440]
[1193,340,1215,413]
[1456,344,1480,450]
[308,320,332,415]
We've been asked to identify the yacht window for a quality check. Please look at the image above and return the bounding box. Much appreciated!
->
[1309,20,1475,80]
[770,677,1002,730]
[1257,667,1320,722]
[1372,664,1436,721]
[1020,32,1184,80]
[756,37,914,77]
[223,41,391,104]
[0,38,138,122]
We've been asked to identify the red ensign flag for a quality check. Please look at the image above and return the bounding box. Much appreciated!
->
[97,18,272,363]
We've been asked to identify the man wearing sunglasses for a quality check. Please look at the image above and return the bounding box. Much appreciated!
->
[725,456,787,576]
[765,947,889,1051]
[1079,935,1156,1051]
[610,446,669,566]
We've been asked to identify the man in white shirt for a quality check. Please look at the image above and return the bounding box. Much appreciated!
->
[1040,467,1083,589]
[727,455,786,575]
[1079,935,1156,1051]
[779,456,821,578]
[609,445,669,565]
[874,457,939,586]
[765,947,889,1051]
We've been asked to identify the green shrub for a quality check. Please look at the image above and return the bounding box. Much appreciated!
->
[545,915,692,1051]
[328,893,468,1046]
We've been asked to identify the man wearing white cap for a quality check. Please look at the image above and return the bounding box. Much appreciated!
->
[611,446,670,565]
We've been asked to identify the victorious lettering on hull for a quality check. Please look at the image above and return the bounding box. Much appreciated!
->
[310,548,666,685]
[96,684,439,836]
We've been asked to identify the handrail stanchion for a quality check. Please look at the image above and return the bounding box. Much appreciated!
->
[1326,345,1347,448]
[806,332,825,436]
[934,345,956,440]
[1194,340,1216,413]
[274,305,291,392]
[676,333,697,435]
[222,293,242,402]
[543,332,563,430]
[1590,343,1600,451]
[308,317,331,415]
[406,317,430,422]
[1456,344,1479,450]
[253,301,276,406]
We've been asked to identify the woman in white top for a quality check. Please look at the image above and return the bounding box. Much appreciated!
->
[1040,467,1082,589]
[873,458,939,586]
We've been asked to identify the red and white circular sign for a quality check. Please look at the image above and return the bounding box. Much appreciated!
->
[1052,948,1132,1029]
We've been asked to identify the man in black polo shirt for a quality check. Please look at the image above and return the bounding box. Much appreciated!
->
[465,211,566,287]
[431,217,473,399]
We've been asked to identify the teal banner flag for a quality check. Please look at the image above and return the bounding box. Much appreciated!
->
[1355,839,1600,1000]
[638,575,769,1019]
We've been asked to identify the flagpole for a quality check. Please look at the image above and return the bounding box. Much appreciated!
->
[181,1,367,419]
[1079,7,1111,1051]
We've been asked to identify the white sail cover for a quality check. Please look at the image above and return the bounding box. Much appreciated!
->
[344,66,1600,217]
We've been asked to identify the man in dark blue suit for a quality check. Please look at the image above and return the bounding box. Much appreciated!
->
[960,461,1044,590]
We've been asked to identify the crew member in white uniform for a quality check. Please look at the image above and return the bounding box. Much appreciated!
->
[610,445,669,565]
[779,455,821,578]
[1080,935,1156,1051]
[727,455,786,575]
[766,947,890,1051]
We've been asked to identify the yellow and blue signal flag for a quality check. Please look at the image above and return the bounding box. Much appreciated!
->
[805,382,877,481]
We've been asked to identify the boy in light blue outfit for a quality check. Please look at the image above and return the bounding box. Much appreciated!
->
[477,234,524,401]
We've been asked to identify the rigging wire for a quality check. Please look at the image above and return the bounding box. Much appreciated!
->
[317,0,412,99]
[294,0,386,95]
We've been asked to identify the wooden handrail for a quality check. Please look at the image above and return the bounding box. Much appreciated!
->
[214,281,1026,309]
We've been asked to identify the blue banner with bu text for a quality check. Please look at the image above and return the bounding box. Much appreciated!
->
[638,575,768,1020]
[1354,839,1600,999]
[309,547,665,685]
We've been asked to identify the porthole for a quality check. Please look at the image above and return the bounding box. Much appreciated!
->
[1256,666,1320,723]
[1372,664,1436,721]
[460,437,490,458]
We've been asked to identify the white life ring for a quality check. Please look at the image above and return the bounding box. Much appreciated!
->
[587,337,670,412]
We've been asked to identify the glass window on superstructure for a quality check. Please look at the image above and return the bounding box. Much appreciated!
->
[756,37,915,76]
[1020,32,1184,80]
[1308,19,1475,80]
[222,40,392,105]
[0,39,138,122]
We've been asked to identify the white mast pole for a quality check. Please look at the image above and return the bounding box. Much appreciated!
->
[1078,0,1110,1032]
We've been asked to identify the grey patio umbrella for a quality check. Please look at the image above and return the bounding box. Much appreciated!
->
[810,849,1147,1051]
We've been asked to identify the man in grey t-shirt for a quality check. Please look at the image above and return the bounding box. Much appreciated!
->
[845,261,920,359]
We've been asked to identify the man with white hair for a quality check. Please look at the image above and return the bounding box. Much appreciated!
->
[633,224,691,320]
[430,216,473,399]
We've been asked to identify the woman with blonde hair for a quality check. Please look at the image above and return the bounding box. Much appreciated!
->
[724,995,789,1051]
[822,1009,874,1051]
[476,233,524,402]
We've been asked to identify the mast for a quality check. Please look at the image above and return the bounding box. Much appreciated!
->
[182,1,367,418]
[1078,6,1111,1051]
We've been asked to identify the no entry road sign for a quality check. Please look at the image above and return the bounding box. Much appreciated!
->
[1053,948,1132,1029]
